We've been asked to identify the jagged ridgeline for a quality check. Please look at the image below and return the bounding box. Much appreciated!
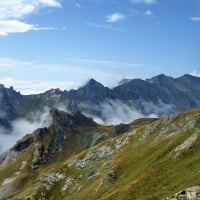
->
[0,108,200,199]
[0,74,200,128]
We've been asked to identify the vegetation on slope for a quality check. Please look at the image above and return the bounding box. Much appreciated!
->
[0,109,200,200]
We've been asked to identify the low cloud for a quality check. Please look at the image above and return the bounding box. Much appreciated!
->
[0,99,175,153]
[0,107,52,154]
[82,99,174,125]
[106,13,126,23]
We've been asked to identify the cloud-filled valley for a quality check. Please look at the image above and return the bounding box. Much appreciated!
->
[0,107,52,154]
[0,98,175,154]
[82,99,175,125]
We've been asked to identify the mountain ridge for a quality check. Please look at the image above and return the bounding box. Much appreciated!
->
[0,107,200,199]
[0,74,200,129]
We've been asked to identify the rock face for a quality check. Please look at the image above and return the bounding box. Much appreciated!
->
[65,79,111,104]
[13,136,34,152]
[31,109,98,169]
[165,186,200,200]
[0,85,23,128]
[0,109,112,170]
[113,123,131,136]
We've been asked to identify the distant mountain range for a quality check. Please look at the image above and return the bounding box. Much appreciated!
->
[0,74,200,128]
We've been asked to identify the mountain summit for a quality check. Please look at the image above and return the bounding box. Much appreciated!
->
[65,78,111,104]
[0,74,200,128]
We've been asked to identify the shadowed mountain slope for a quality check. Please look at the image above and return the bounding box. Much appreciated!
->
[0,74,200,128]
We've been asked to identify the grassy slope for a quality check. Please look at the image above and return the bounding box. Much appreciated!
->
[1,109,200,200]
[61,109,200,200]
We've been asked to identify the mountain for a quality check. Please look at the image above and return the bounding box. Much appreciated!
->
[65,79,111,104]
[0,74,200,128]
[147,74,200,111]
[0,108,200,199]
[0,85,23,128]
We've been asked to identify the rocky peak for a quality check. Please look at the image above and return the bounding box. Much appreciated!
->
[0,85,22,126]
[176,74,200,90]
[44,88,62,95]
[147,74,173,86]
[86,78,102,87]
[27,110,98,169]
[50,109,96,129]
[118,78,132,85]
[67,79,111,104]
[78,78,108,94]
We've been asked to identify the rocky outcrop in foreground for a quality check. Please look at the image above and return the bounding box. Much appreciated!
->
[165,186,200,200]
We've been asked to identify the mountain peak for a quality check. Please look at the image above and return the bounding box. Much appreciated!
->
[147,74,172,82]
[118,79,132,85]
[179,74,199,80]
[50,108,96,129]
[84,78,105,88]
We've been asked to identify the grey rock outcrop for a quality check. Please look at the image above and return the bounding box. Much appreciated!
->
[165,186,200,200]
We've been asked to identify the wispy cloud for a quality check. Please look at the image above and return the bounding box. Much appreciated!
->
[191,70,200,77]
[0,0,62,36]
[130,0,157,4]
[145,10,154,16]
[0,57,142,93]
[106,12,126,23]
[190,17,200,22]
[75,2,81,8]
[69,58,142,68]
[0,20,59,36]
[86,22,125,32]
[86,22,111,29]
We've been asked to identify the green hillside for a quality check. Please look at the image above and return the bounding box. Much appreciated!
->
[0,109,200,199]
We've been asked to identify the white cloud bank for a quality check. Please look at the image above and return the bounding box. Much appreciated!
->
[0,0,61,35]
[82,99,174,125]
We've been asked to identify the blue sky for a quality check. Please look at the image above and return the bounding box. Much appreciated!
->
[0,0,199,94]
